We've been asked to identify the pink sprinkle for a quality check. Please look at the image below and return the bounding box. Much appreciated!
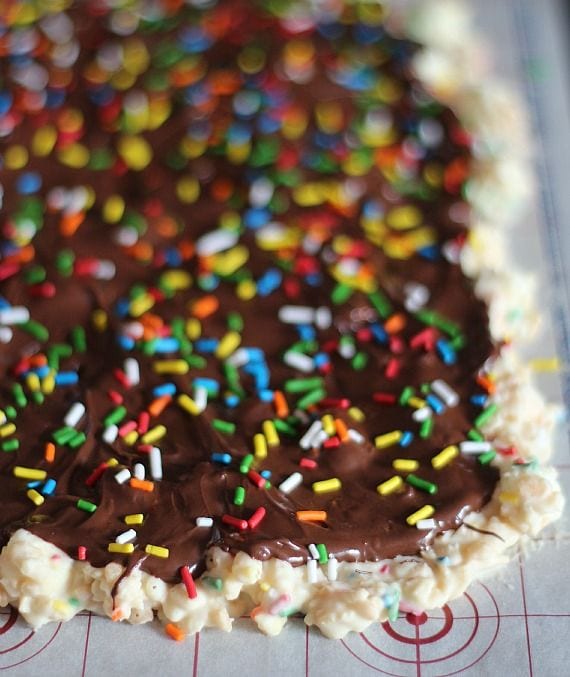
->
[385,358,400,379]
[78,546,87,561]
[269,594,291,615]
[118,420,137,437]
[300,458,317,469]
[389,336,404,354]
[137,411,150,434]
[108,389,124,405]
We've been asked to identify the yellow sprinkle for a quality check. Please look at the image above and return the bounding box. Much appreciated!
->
[26,373,41,392]
[236,278,256,301]
[321,414,336,437]
[13,466,47,481]
[107,458,120,468]
[141,425,167,445]
[431,445,459,470]
[386,205,422,230]
[213,246,249,277]
[58,143,89,168]
[312,478,342,494]
[102,195,125,223]
[32,125,57,156]
[108,543,135,554]
[145,544,169,558]
[375,431,403,449]
[0,422,17,438]
[161,270,192,291]
[185,318,201,340]
[259,581,271,592]
[406,505,435,526]
[262,420,280,447]
[125,513,144,525]
[348,406,365,422]
[253,433,267,459]
[499,491,520,505]
[177,394,201,416]
[408,397,426,409]
[176,176,200,203]
[117,135,153,170]
[52,599,71,614]
[5,145,29,170]
[392,459,419,472]
[91,309,108,332]
[123,430,139,446]
[377,476,404,496]
[129,293,155,317]
[215,331,241,360]
[153,360,189,375]
[529,357,561,372]
[27,489,44,506]
[42,371,56,394]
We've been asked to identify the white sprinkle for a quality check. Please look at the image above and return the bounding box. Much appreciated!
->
[193,385,208,413]
[308,543,319,560]
[313,429,329,448]
[115,529,137,544]
[416,519,437,530]
[124,358,140,386]
[431,379,459,407]
[412,407,432,422]
[149,446,163,481]
[283,351,314,373]
[249,178,274,207]
[0,306,30,325]
[0,327,13,343]
[195,517,214,528]
[195,228,239,256]
[114,226,139,247]
[94,260,116,280]
[460,441,492,454]
[122,322,144,339]
[134,463,145,480]
[300,420,323,449]
[114,468,131,484]
[347,429,365,444]
[102,425,118,444]
[279,472,303,494]
[307,557,318,583]
[327,555,338,581]
[64,186,89,215]
[339,341,356,359]
[279,305,315,325]
[226,347,249,368]
[404,282,430,312]
[64,402,85,428]
[315,306,332,330]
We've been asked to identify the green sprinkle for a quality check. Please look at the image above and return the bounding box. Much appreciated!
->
[474,403,499,429]
[12,384,27,408]
[24,266,46,284]
[21,320,49,342]
[204,576,223,591]
[69,431,87,449]
[227,312,243,332]
[368,290,392,318]
[71,326,86,353]
[104,406,127,427]
[53,426,76,445]
[297,388,326,410]
[467,428,484,441]
[2,439,19,452]
[478,450,497,465]
[4,406,17,420]
[284,377,324,393]
[233,486,246,506]
[31,391,45,405]
[212,419,236,435]
[415,309,461,338]
[399,386,414,406]
[316,543,328,565]
[77,499,97,513]
[406,474,438,495]
[273,419,297,436]
[419,417,434,439]
[352,351,368,371]
[186,354,207,369]
[239,454,254,474]
[55,249,75,276]
[450,334,466,350]
[331,283,353,305]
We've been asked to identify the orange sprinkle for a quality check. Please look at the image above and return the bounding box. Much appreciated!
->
[111,609,124,622]
[210,177,234,202]
[191,295,219,319]
[334,418,349,443]
[177,239,195,260]
[59,211,85,237]
[125,241,154,263]
[165,623,185,642]
[384,313,406,334]
[44,442,56,463]
[148,395,172,418]
[273,391,289,418]
[129,478,154,492]
[250,606,263,619]
[296,510,327,522]
[29,354,48,367]
[476,374,496,395]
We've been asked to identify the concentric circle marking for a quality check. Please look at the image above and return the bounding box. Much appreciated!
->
[0,606,62,670]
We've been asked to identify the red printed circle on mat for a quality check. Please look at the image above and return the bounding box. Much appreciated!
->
[340,583,500,676]
[0,606,62,669]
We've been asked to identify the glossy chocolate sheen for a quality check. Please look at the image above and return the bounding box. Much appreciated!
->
[0,0,498,584]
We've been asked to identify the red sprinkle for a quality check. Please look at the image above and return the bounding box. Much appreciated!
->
[137,411,150,434]
[300,458,317,469]
[222,514,248,531]
[113,368,130,387]
[180,565,198,599]
[85,461,109,487]
[78,546,87,561]
[319,397,350,410]
[373,392,397,404]
[118,420,137,437]
[248,507,266,530]
[247,470,266,489]
[385,358,400,379]
[323,436,340,449]
[108,389,124,405]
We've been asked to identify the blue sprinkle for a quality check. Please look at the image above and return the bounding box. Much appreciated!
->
[418,245,440,261]
[153,337,180,353]
[470,394,488,407]
[55,372,79,386]
[34,365,50,378]
[115,298,130,318]
[258,389,274,402]
[256,268,282,297]
[153,382,177,397]
[399,431,414,447]
[313,353,329,369]
[211,452,232,465]
[260,470,272,479]
[195,338,219,353]
[118,335,135,350]
[244,207,270,230]
[27,480,42,489]
[16,171,41,195]
[164,248,183,267]
[198,274,219,291]
[193,378,220,396]
[257,114,281,134]
[436,339,456,365]
[41,478,57,496]
[0,91,13,114]
[371,323,388,344]
[224,393,240,408]
[297,325,316,341]
[305,273,322,287]
[426,394,445,414]
[46,88,67,108]
[244,347,265,363]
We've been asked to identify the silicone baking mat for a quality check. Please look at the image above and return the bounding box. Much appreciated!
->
[1,0,569,674]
